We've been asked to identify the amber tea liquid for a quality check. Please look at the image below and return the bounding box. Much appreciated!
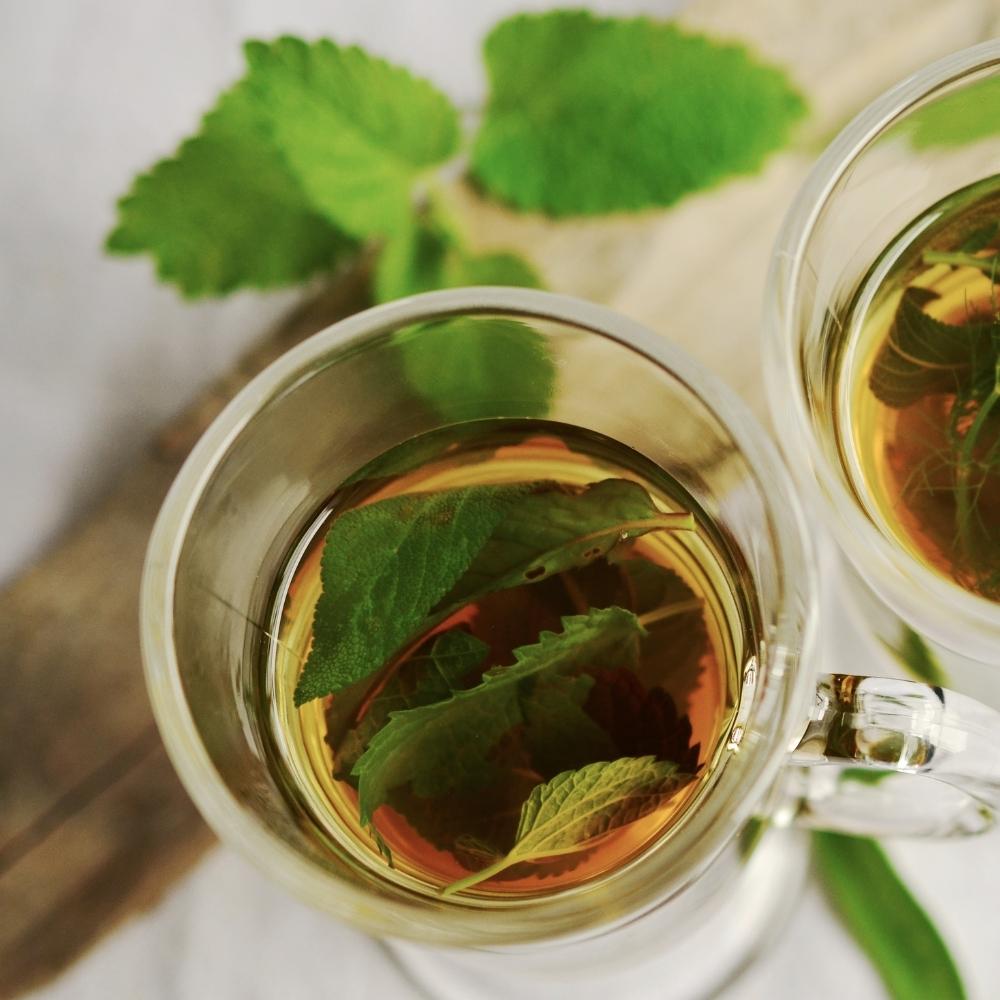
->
[263,420,749,896]
[837,177,1000,601]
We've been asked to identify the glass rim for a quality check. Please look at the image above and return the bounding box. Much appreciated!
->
[141,285,816,944]
[764,39,1000,651]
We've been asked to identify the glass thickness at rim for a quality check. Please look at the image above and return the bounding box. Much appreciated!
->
[765,40,1000,657]
[141,286,814,946]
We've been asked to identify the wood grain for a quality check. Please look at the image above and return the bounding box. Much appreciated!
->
[0,0,993,994]
[0,276,370,998]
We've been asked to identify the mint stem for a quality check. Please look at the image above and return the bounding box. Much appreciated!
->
[441,855,516,896]
[923,250,1000,278]
[637,598,703,628]
[955,366,1000,559]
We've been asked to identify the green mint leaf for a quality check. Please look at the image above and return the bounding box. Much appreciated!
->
[443,755,690,895]
[374,211,540,303]
[242,37,460,239]
[583,668,700,774]
[471,11,806,216]
[334,630,487,778]
[868,287,997,409]
[521,673,619,778]
[813,833,966,1000]
[352,607,645,825]
[297,479,692,703]
[295,483,530,705]
[396,316,555,423]
[106,80,354,297]
[613,555,706,704]
[443,480,694,607]
[909,76,1000,150]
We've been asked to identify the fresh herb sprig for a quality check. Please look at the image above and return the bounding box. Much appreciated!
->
[106,13,805,304]
[303,475,700,890]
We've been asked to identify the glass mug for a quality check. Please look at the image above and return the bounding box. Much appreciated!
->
[141,288,1000,999]
[765,41,1000,709]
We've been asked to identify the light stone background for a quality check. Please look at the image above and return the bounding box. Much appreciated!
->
[3,1,998,998]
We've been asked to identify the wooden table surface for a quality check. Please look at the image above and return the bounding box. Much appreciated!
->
[2,0,996,994]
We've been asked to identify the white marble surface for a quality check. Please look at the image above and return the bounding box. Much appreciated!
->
[4,2,998,998]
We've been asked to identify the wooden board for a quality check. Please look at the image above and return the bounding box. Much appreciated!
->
[0,0,993,994]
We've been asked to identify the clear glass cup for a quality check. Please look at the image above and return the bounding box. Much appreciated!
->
[142,287,1000,999]
[765,40,1000,706]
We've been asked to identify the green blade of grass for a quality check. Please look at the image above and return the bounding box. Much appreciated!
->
[813,832,965,1000]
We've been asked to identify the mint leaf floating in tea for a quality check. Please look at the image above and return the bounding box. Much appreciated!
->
[395,317,555,423]
[442,756,691,896]
[867,287,996,409]
[584,668,700,773]
[613,555,707,704]
[241,37,461,239]
[334,630,488,777]
[106,79,354,297]
[294,483,529,704]
[471,11,806,216]
[352,607,646,825]
[443,480,694,607]
[521,673,619,778]
[295,479,693,703]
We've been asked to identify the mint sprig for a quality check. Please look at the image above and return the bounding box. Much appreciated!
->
[107,18,804,298]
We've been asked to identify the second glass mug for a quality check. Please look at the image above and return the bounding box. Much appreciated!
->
[765,41,1000,708]
[141,288,1000,999]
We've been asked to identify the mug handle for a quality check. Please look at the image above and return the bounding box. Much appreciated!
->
[782,674,1000,837]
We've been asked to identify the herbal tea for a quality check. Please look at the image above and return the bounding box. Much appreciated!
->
[840,177,1000,601]
[263,420,745,896]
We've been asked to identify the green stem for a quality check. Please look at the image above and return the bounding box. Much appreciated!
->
[923,249,1000,277]
[955,369,1000,559]
[440,854,516,896]
[637,598,703,628]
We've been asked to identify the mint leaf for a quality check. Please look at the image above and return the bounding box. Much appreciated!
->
[395,316,555,423]
[352,607,645,825]
[868,287,997,409]
[106,80,353,297]
[445,480,694,606]
[443,755,690,895]
[583,668,699,773]
[613,555,707,704]
[295,483,529,705]
[242,37,460,238]
[471,11,806,216]
[813,833,966,1000]
[334,630,487,777]
[522,673,619,778]
[374,212,540,303]
[296,479,692,704]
